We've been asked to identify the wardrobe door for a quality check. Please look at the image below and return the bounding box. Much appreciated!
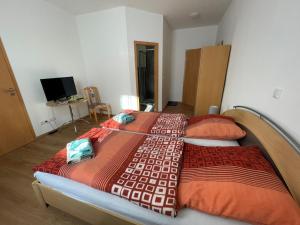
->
[182,49,201,107]
[194,45,231,115]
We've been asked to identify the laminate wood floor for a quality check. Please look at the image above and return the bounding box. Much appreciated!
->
[163,102,194,116]
[0,117,102,225]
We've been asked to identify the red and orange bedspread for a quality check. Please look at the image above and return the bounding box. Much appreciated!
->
[33,128,300,224]
[100,111,187,137]
[33,128,184,217]
[178,144,300,225]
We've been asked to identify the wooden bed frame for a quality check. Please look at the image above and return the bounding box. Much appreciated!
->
[32,181,140,225]
[32,108,300,225]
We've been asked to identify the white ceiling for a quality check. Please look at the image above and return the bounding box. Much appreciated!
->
[44,0,231,29]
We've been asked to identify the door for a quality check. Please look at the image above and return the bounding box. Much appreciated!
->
[134,41,158,112]
[0,39,35,155]
[194,45,231,115]
[182,49,201,107]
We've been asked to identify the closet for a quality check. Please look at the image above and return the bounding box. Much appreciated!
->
[182,45,231,115]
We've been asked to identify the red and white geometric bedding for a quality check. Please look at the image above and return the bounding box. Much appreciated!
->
[33,128,184,217]
[150,113,187,138]
[110,135,184,216]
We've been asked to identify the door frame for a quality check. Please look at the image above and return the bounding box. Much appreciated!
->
[134,41,158,111]
[0,38,35,143]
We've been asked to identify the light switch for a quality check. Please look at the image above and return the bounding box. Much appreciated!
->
[273,88,283,99]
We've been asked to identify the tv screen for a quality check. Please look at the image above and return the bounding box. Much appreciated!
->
[40,77,77,101]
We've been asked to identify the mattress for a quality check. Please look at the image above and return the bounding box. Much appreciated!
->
[34,171,247,225]
[34,138,245,225]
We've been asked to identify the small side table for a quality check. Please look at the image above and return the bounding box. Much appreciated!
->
[46,98,89,133]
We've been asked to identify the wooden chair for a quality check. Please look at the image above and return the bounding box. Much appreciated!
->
[83,87,112,122]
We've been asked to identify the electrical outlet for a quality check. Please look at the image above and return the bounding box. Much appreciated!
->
[273,88,283,99]
[40,117,57,126]
[40,120,48,126]
[40,117,56,126]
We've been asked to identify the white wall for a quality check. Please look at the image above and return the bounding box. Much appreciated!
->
[0,0,88,136]
[125,7,164,111]
[169,25,218,102]
[162,19,172,109]
[76,7,132,114]
[217,0,300,142]
[77,7,164,113]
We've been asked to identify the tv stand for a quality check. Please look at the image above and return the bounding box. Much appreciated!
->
[46,98,89,133]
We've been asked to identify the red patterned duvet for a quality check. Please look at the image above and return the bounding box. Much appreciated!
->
[33,128,184,217]
[101,111,187,137]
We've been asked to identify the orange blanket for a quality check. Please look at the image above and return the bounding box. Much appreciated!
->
[102,111,160,133]
[101,111,187,137]
[178,144,300,225]
[33,128,184,217]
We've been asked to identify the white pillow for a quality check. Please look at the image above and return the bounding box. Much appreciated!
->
[182,137,240,147]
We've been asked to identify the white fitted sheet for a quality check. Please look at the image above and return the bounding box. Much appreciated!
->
[34,172,247,225]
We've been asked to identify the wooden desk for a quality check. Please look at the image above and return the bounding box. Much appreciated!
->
[46,98,88,133]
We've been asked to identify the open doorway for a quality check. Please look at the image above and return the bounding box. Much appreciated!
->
[134,41,158,112]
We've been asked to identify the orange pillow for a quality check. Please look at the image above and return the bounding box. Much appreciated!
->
[185,117,246,140]
[178,144,300,225]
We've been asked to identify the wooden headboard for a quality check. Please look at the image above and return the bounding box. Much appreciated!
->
[223,108,300,206]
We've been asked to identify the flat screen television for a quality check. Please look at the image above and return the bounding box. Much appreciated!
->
[40,76,77,101]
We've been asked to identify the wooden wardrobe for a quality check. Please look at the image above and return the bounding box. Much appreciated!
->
[182,45,231,115]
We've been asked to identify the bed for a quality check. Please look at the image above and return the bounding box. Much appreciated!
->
[100,111,187,137]
[32,107,300,225]
[34,158,246,225]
